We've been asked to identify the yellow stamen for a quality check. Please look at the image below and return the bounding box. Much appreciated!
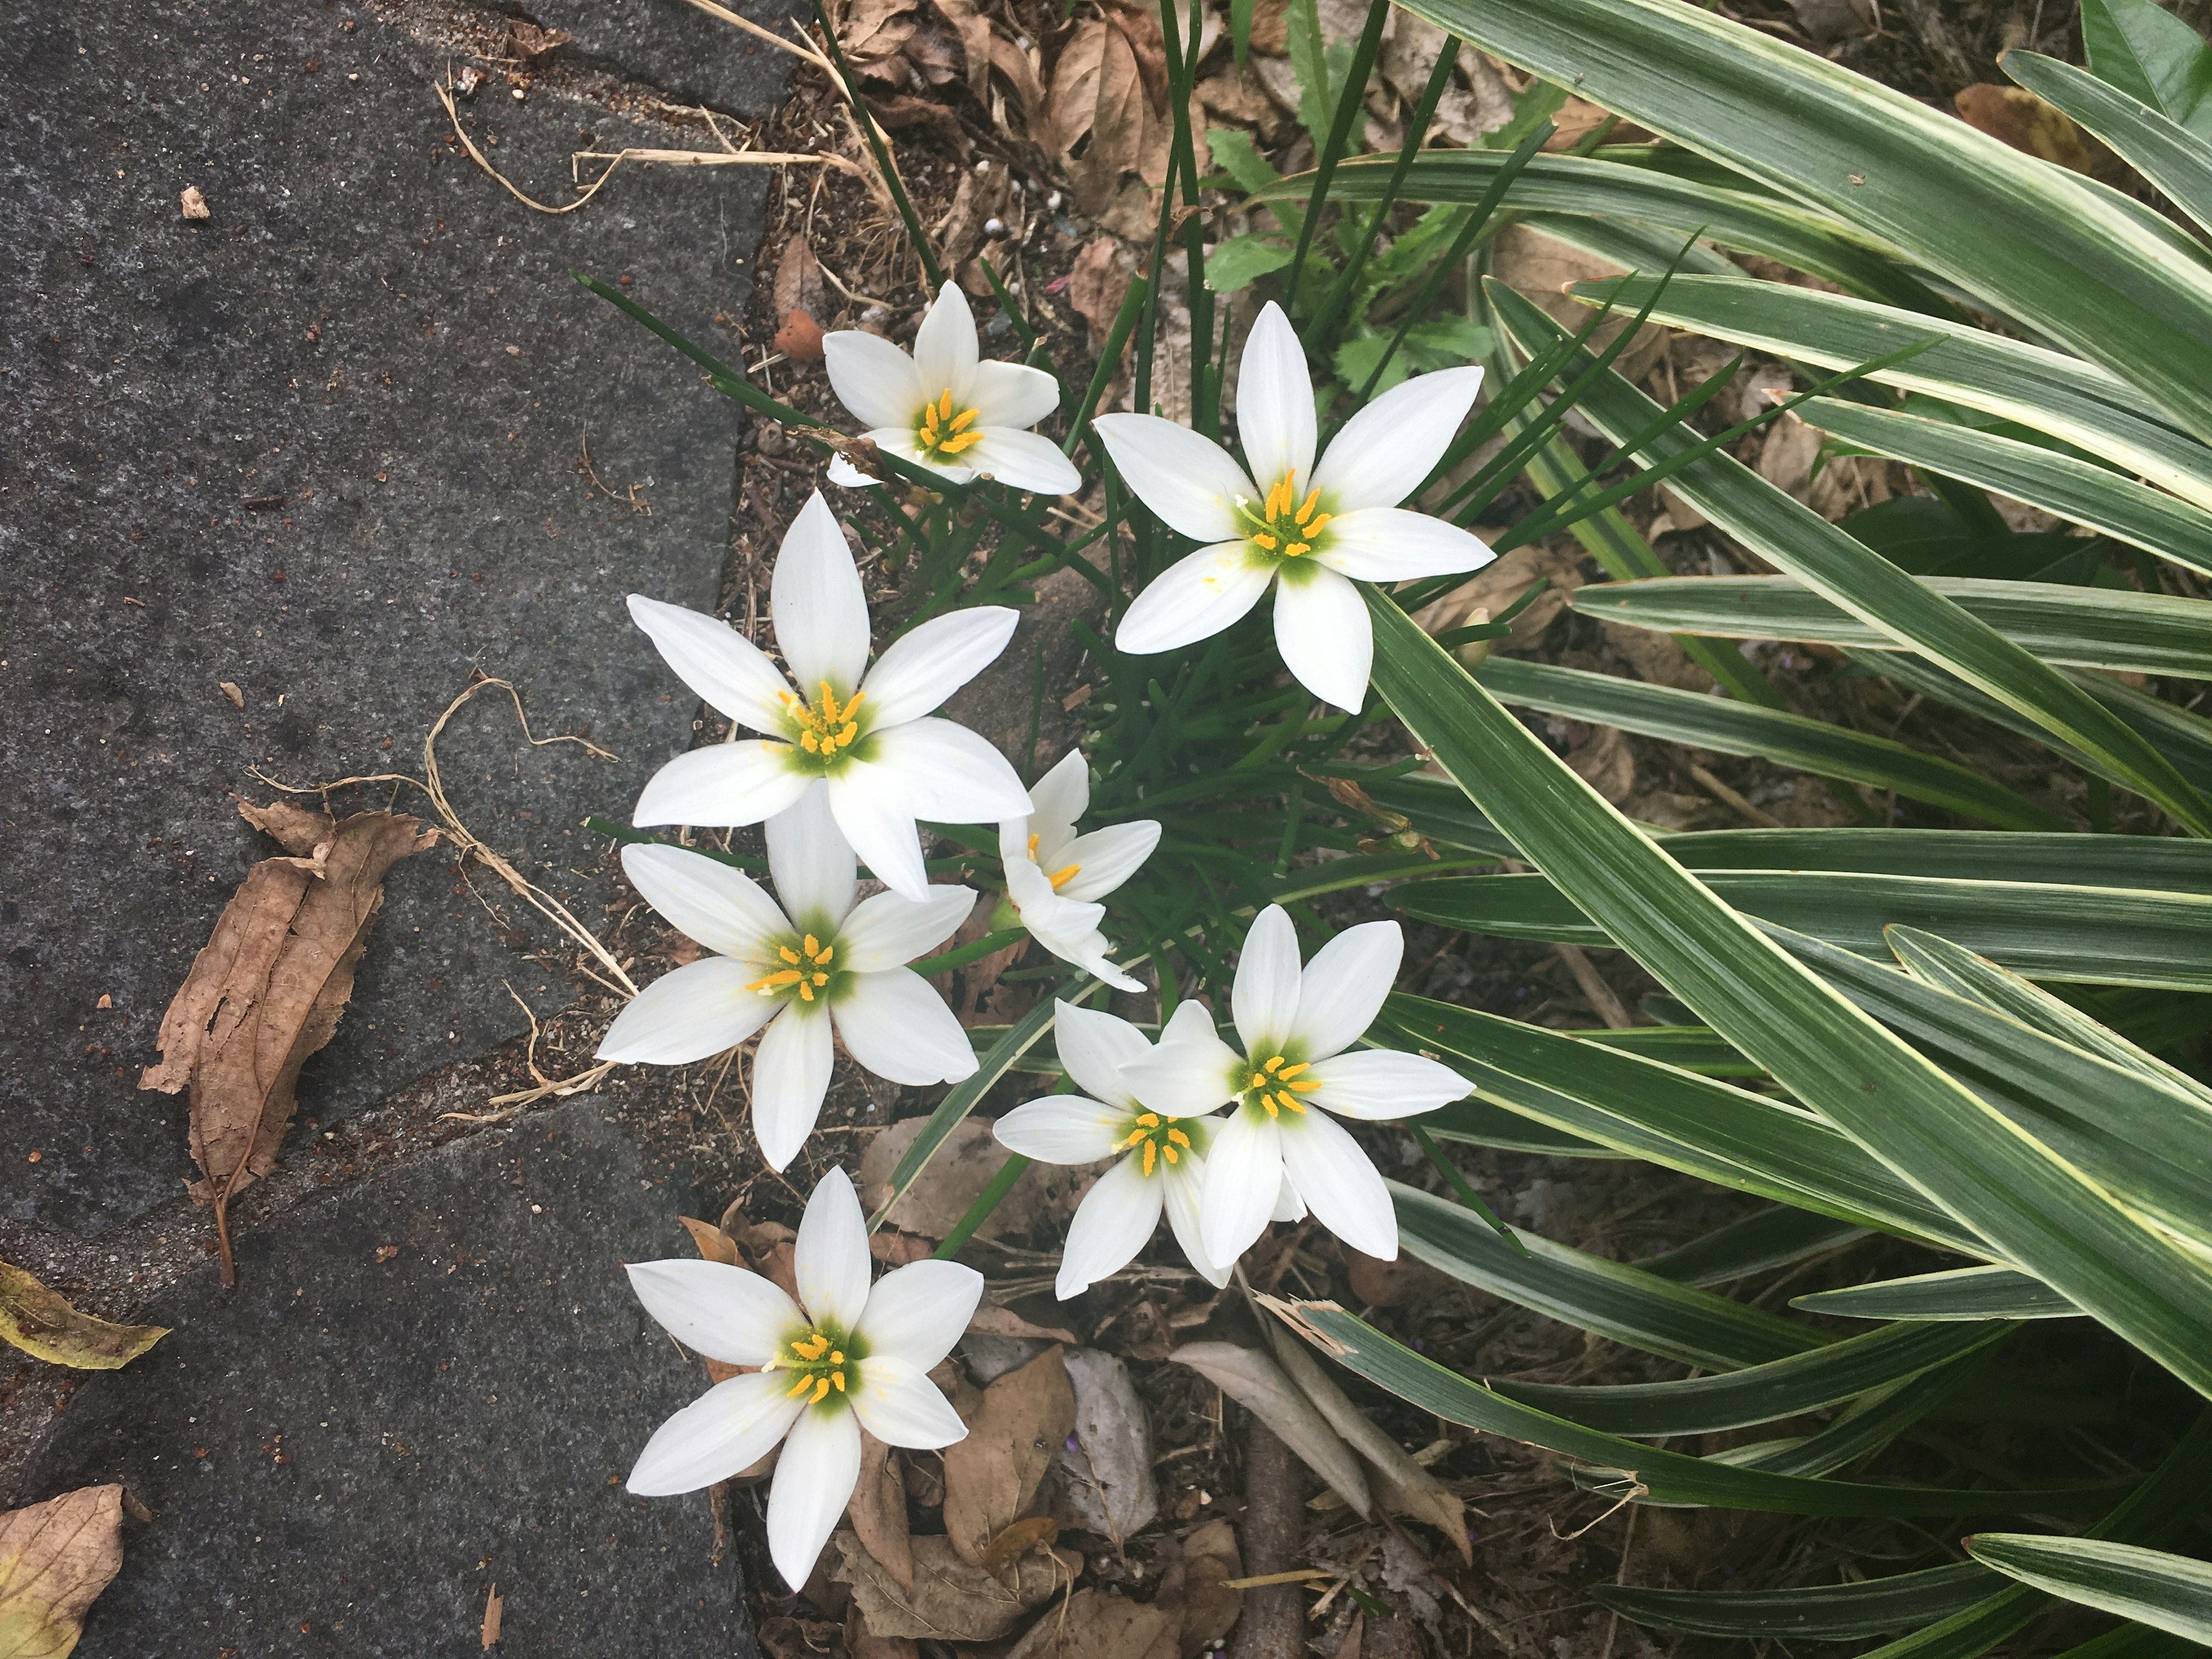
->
[1295,487,1323,525]
[1163,1145,1180,1164]
[1047,862,1081,891]
[832,1370,846,1392]
[787,1373,814,1398]
[1277,1061,1308,1078]
[1167,1128,1190,1148]
[1136,1113,1160,1127]
[1027,832,1041,859]
[1285,541,1310,558]
[1251,531,1278,551]
[949,407,979,432]
[801,732,820,753]
[810,1376,831,1404]
[1277,1091,1306,1114]
[816,946,834,965]
[798,980,815,1002]
[1142,1141,1157,1176]
[779,946,801,965]
[1287,1078,1320,1092]
[939,389,955,420]
[1248,1073,1270,1091]
[803,934,820,957]
[1260,1096,1281,1118]
[1264,1056,1285,1074]
[831,1351,845,1365]
[746,968,804,993]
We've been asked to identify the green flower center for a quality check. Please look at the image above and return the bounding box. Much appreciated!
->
[766,1323,863,1409]
[916,389,986,460]
[1236,469,1334,563]
[747,930,846,1006]
[1239,1052,1317,1120]
[1114,1111,1197,1178]
[777,681,870,775]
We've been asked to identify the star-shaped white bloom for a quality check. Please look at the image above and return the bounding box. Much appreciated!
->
[1094,301,1495,713]
[998,750,1161,993]
[1118,905,1471,1267]
[626,1166,982,1592]
[596,787,979,1171]
[993,999,1230,1299]
[627,490,1032,899]
[822,281,1083,497]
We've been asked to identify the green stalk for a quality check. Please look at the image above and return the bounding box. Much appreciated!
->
[1067,272,1153,456]
[1283,0,1393,309]
[931,1154,1034,1258]
[1411,1123,1522,1246]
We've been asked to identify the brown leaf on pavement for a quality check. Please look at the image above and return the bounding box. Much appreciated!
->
[0,1259,167,1370]
[0,1484,131,1654]
[832,1531,1071,1643]
[941,1345,1075,1565]
[1002,1588,1179,1659]
[849,1431,915,1594]
[480,1582,503,1649]
[141,802,437,1285]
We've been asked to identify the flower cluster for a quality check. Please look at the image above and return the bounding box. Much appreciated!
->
[607,291,1480,1590]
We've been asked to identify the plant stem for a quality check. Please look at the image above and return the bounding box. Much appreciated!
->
[931,1154,1033,1258]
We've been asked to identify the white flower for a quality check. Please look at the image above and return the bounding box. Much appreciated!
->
[626,1166,981,1591]
[1094,301,1494,713]
[993,999,1229,1298]
[997,750,1161,993]
[627,490,1032,900]
[822,281,1082,497]
[1117,905,1470,1267]
[596,787,978,1171]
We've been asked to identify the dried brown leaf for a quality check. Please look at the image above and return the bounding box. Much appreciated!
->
[1955,84,2098,176]
[858,1118,1093,1240]
[0,1483,129,1654]
[977,1513,1059,1571]
[1096,0,1169,108]
[941,1345,1075,1565]
[140,805,436,1284]
[832,1531,1070,1642]
[180,185,211,220]
[480,1582,503,1649]
[1169,1341,1372,1517]
[861,90,965,141]
[677,1215,743,1267]
[1567,723,1636,806]
[1344,1250,1454,1311]
[1055,1348,1157,1541]
[507,18,571,58]
[1066,237,1138,351]
[840,0,920,79]
[0,1259,166,1371]
[930,0,994,99]
[967,1304,1077,1344]
[772,233,827,323]
[1153,1518,1244,1657]
[849,1431,915,1595]
[757,1613,842,1658]
[1002,1588,1179,1659]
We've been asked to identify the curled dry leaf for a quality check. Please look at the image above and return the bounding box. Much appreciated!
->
[140,802,436,1286]
[756,1613,843,1659]
[850,1430,915,1595]
[1154,1518,1244,1657]
[0,1259,166,1371]
[967,1304,1077,1344]
[1054,1348,1158,1542]
[1066,238,1138,352]
[1259,1316,1469,1564]
[0,1483,130,1655]
[1169,1341,1372,1518]
[480,1582,503,1650]
[1955,84,2100,177]
[1002,1588,1179,1659]
[832,1531,1072,1643]
[838,0,919,81]
[977,1513,1059,1571]
[941,1345,1075,1566]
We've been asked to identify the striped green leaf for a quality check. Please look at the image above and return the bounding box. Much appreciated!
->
[1597,1563,2002,1638]
[1491,284,2212,833]
[1577,574,2212,678]
[2008,52,2212,240]
[1475,657,2063,830]
[1570,274,2212,512]
[1638,1206,1869,1284]
[1795,1266,2085,1321]
[1380,994,1977,1249]
[1575,1024,1766,1078]
[1966,1537,2212,1643]
[1367,586,2212,1399]
[1393,0,2212,444]
[1655,830,2212,894]
[1423,1096,1623,1157]
[1493,1319,2009,1435]
[1397,869,2212,990]
[1393,1181,1823,1368]
[1740,1347,1990,1477]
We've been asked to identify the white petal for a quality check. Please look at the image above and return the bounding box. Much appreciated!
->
[1092,415,1252,543]
[855,1258,985,1368]
[995,1093,1130,1165]
[1311,365,1485,510]
[860,607,1021,728]
[1027,748,1090,833]
[850,1354,971,1448]
[823,328,925,429]
[626,1259,804,1365]
[834,968,978,1086]
[792,1164,873,1330]
[626,594,792,734]
[913,280,981,399]
[1306,1049,1471,1119]
[1291,919,1403,1060]
[868,717,1033,821]
[1056,1156,1165,1298]
[1011,874,1141,993]
[1199,1108,1284,1268]
[823,767,931,900]
[1120,1004,1244,1117]
[1052,819,1161,903]
[964,429,1084,497]
[1162,1152,1232,1287]
[620,841,787,963]
[596,959,778,1065]
[752,1004,835,1172]
[1116,541,1275,655]
[766,1404,862,1590]
[765,781,857,932]
[1316,506,1497,583]
[868,427,968,484]
[1278,1108,1397,1259]
[632,743,812,828]
[1236,300,1317,497]
[838,885,976,972]
[1052,999,1154,1107]
[1273,565,1373,713]
[1232,904,1304,1055]
[627,1372,804,1497]
[967,358,1062,429]
[825,452,881,490]
[1272,1172,1308,1222]
[771,493,872,698]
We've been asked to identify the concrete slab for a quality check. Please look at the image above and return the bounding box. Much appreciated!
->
[14,1095,757,1658]
[0,0,790,1233]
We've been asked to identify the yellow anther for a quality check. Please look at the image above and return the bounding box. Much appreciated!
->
[836,722,858,746]
[939,389,955,420]
[816,945,834,966]
[1251,531,1278,551]
[1277,1060,1308,1078]
[831,1351,845,1366]
[1260,1096,1281,1118]
[1284,541,1310,558]
[803,934,820,957]
[1162,1145,1180,1164]
[812,972,829,987]
[1248,1073,1270,1091]
[810,1376,831,1404]
[1277,1091,1306,1115]
[1047,862,1082,891]
[787,1373,814,1398]
[832,1370,846,1392]
[1287,1078,1320,1092]
[1264,1056,1285,1074]
[1295,487,1323,525]
[801,732,820,753]
[780,946,801,965]
[794,1334,829,1359]
[1142,1141,1157,1176]
[798,980,816,1002]
[1136,1113,1160,1127]
[949,407,979,432]
[747,968,803,993]
[1167,1127,1190,1149]
[1027,832,1041,859]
